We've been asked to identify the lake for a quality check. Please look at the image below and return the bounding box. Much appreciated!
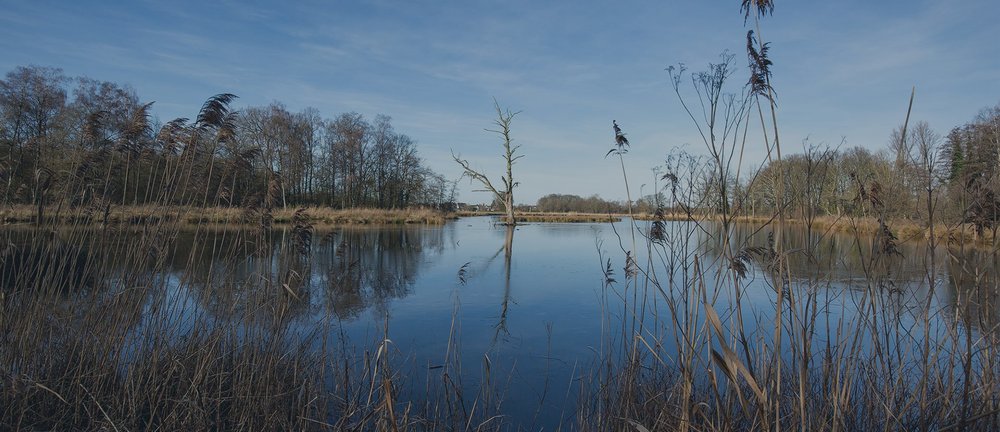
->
[2,216,996,430]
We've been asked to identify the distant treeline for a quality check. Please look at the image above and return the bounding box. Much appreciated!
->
[533,193,663,214]
[528,102,1000,237]
[0,65,454,210]
[535,194,623,213]
[678,102,1000,234]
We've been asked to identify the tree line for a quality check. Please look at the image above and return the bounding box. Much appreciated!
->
[0,65,455,211]
[679,101,1000,235]
[535,193,625,213]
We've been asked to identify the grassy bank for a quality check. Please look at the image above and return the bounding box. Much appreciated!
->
[631,211,997,247]
[0,205,453,226]
[456,211,624,223]
[724,214,997,246]
[459,209,998,247]
[512,212,622,223]
[4,206,999,430]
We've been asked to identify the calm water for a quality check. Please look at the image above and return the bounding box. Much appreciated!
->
[6,216,998,429]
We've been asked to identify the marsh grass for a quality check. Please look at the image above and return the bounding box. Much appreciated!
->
[577,4,1000,430]
[582,212,1000,429]
[1,205,502,431]
[0,95,504,431]
[4,97,998,432]
[724,214,996,247]
[0,205,452,226]
[4,12,1000,430]
[455,210,627,223]
[513,213,623,223]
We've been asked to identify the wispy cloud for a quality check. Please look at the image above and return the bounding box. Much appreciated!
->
[1,0,997,203]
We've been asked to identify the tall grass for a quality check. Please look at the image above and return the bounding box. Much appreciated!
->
[580,4,1000,430]
[0,96,502,431]
[4,7,999,430]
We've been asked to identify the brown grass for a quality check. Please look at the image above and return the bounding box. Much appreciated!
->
[0,224,501,431]
[514,212,623,223]
[0,205,453,226]
[726,214,994,246]
[457,211,626,223]
[628,210,997,247]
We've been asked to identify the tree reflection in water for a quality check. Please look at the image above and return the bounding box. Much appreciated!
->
[943,248,1000,335]
[704,221,1000,335]
[163,225,445,325]
[494,225,515,345]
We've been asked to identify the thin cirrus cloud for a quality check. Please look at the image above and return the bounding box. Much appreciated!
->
[0,0,997,203]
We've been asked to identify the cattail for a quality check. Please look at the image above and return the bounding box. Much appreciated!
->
[195,93,238,131]
[746,30,775,102]
[876,218,902,257]
[292,208,313,255]
[740,0,774,23]
[602,257,616,286]
[457,262,471,286]
[607,120,631,157]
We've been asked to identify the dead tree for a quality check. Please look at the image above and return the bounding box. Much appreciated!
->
[452,100,522,226]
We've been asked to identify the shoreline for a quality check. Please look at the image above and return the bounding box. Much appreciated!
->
[2,206,996,247]
[0,205,454,226]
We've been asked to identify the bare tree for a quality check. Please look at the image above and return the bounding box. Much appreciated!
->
[453,101,523,226]
[0,63,453,210]
[799,140,836,244]
[911,121,941,231]
[0,66,68,205]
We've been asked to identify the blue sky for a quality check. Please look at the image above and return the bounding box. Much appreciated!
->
[2,0,998,204]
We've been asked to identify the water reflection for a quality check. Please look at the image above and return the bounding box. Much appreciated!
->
[160,226,448,324]
[6,220,999,338]
[494,225,515,344]
[701,221,1000,335]
[1,232,98,293]
[6,218,1000,429]
[943,248,1000,333]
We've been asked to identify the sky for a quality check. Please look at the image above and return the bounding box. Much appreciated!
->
[1,0,998,204]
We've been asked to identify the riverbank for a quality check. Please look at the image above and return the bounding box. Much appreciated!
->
[4,206,996,430]
[0,205,453,226]
[455,210,624,223]
[4,206,996,247]
[491,210,998,247]
[721,214,996,246]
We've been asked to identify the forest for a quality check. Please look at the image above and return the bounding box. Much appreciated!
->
[0,65,455,213]
[534,105,1000,240]
[726,107,1000,236]
[5,64,999,238]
